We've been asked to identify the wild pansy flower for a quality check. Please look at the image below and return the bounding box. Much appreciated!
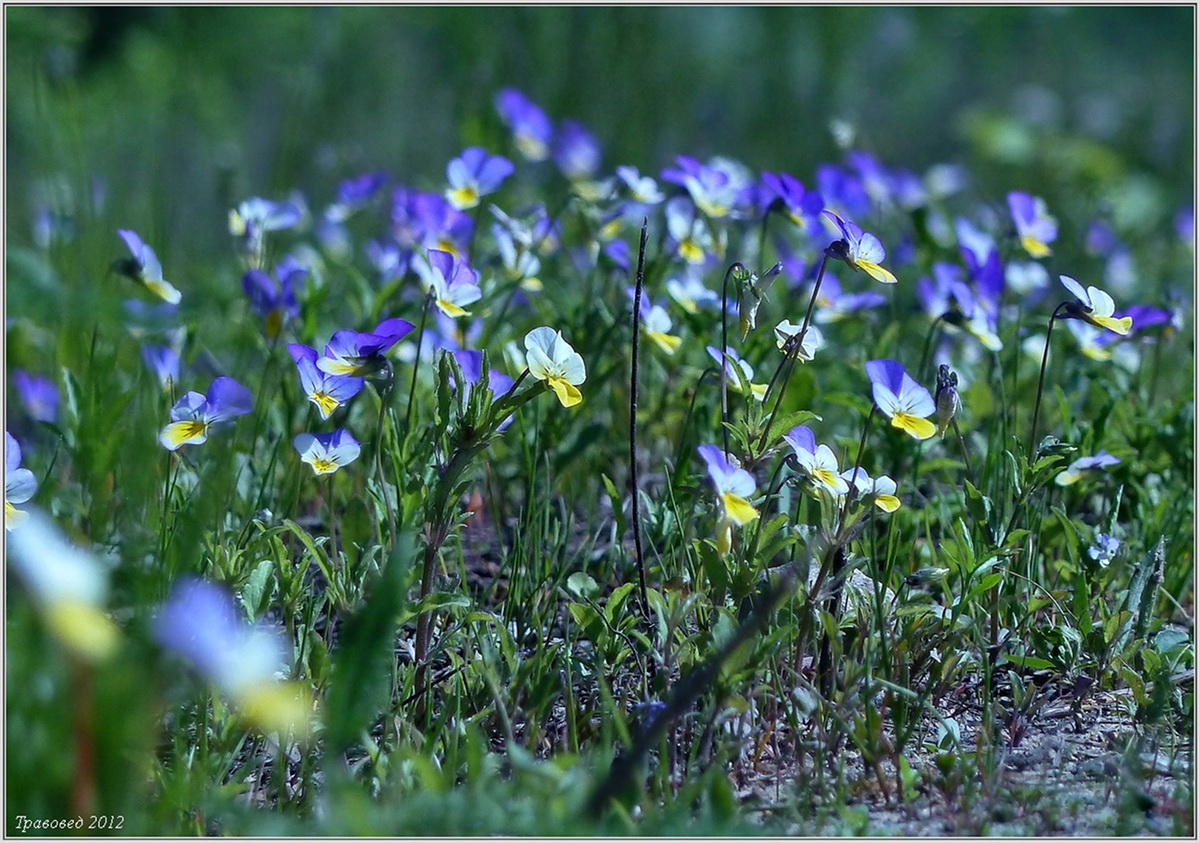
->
[416,249,483,318]
[917,263,1002,351]
[1008,191,1057,258]
[490,203,560,256]
[666,269,720,314]
[1058,275,1133,336]
[229,196,304,265]
[697,444,758,554]
[7,508,118,662]
[287,344,364,420]
[445,147,514,211]
[293,429,362,476]
[155,578,309,735]
[1055,450,1120,487]
[1120,304,1178,341]
[158,377,253,451]
[758,171,824,232]
[706,346,766,402]
[628,289,682,355]
[665,197,718,265]
[1088,532,1121,568]
[325,170,388,222]
[552,119,602,184]
[242,264,304,340]
[816,162,871,220]
[392,189,473,258]
[933,364,961,437]
[865,359,936,440]
[316,317,415,379]
[495,88,554,161]
[773,320,825,362]
[142,341,182,392]
[615,165,665,206]
[13,371,58,423]
[800,273,885,324]
[524,327,586,408]
[453,349,516,431]
[823,210,898,285]
[115,229,182,304]
[662,155,747,219]
[6,432,37,528]
[1005,260,1050,298]
[493,222,542,291]
[782,425,849,496]
[1063,320,1122,363]
[840,467,901,513]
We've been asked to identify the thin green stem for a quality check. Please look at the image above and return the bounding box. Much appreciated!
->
[718,262,743,457]
[629,221,653,630]
[1028,304,1069,463]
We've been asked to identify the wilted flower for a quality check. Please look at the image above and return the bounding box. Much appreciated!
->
[114,229,182,304]
[445,147,514,211]
[293,428,362,476]
[6,432,37,529]
[1055,450,1120,486]
[823,210,898,284]
[524,327,586,408]
[1058,275,1133,336]
[159,377,253,451]
[865,359,936,440]
[697,444,759,554]
[1008,191,1057,258]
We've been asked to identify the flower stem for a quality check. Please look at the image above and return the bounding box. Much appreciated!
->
[1028,304,1068,464]
[629,220,653,631]
[718,262,742,457]
[402,296,432,440]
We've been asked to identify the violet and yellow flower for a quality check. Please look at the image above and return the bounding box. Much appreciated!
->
[665,197,718,265]
[803,274,886,323]
[115,229,182,304]
[13,370,58,423]
[293,428,362,476]
[865,359,936,440]
[706,346,766,402]
[758,171,824,232]
[158,377,253,451]
[662,155,748,219]
[782,425,848,496]
[7,508,118,661]
[628,290,682,355]
[1055,450,1120,487]
[1008,191,1057,258]
[840,467,901,513]
[155,578,310,735]
[316,317,415,379]
[229,196,303,244]
[495,88,554,161]
[822,210,898,284]
[242,264,304,340]
[917,263,1002,351]
[524,327,586,408]
[1058,275,1133,336]
[416,249,483,318]
[391,189,473,258]
[6,431,37,529]
[445,147,514,211]
[288,344,364,420]
[665,269,719,314]
[697,444,759,554]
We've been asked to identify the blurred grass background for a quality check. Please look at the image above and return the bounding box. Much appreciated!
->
[7,6,1193,256]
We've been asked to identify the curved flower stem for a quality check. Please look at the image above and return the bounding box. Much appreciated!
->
[1028,303,1068,464]
[950,418,978,488]
[755,251,831,456]
[629,221,653,630]
[403,295,432,440]
[718,262,743,457]
[917,313,947,382]
[372,373,397,543]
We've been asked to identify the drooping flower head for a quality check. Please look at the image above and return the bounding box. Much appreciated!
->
[1055,450,1121,487]
[316,317,415,379]
[495,88,554,162]
[242,263,305,340]
[158,377,253,451]
[697,444,759,554]
[865,359,936,440]
[287,344,364,420]
[293,429,362,476]
[115,229,182,304]
[155,578,309,735]
[524,327,586,408]
[782,425,848,496]
[840,467,901,513]
[416,250,483,318]
[445,147,514,211]
[13,371,58,424]
[1008,191,1058,258]
[823,210,898,284]
[6,432,37,529]
[1058,275,1133,336]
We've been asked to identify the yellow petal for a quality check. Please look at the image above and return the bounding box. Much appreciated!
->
[311,391,340,420]
[237,682,313,738]
[46,601,119,663]
[6,500,28,531]
[1020,235,1052,259]
[874,494,901,513]
[721,492,759,526]
[679,240,705,265]
[857,260,898,284]
[891,413,936,441]
[648,331,682,355]
[436,299,469,318]
[447,187,479,210]
[1055,470,1082,487]
[1090,314,1132,336]
[548,377,582,408]
[160,420,208,450]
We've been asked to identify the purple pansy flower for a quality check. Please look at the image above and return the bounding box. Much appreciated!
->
[495,88,554,162]
[158,377,253,451]
[1055,450,1121,487]
[416,250,482,318]
[1008,191,1057,258]
[552,120,602,183]
[115,229,182,304]
[13,371,58,424]
[758,171,825,233]
[316,318,415,378]
[288,344,364,420]
[865,359,936,440]
[823,211,898,285]
[446,147,514,210]
[242,264,305,339]
[6,431,37,528]
[782,424,848,496]
[293,428,362,476]
[142,343,182,392]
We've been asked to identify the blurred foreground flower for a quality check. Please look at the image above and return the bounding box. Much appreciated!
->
[1008,191,1057,258]
[293,429,362,476]
[6,431,37,528]
[155,578,311,736]
[524,327,586,408]
[866,359,936,440]
[13,370,59,423]
[159,377,253,451]
[115,229,182,304]
[698,444,758,554]
[495,88,553,162]
[7,508,118,662]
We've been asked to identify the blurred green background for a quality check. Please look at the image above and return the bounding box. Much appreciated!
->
[6,6,1194,265]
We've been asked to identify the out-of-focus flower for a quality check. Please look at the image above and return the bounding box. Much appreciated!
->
[142,339,183,392]
[707,346,766,402]
[7,508,118,661]
[1174,206,1194,249]
[155,578,310,735]
[666,269,720,314]
[1008,191,1057,258]
[159,377,253,451]
[6,432,37,529]
[294,428,361,476]
[803,274,886,323]
[524,327,586,408]
[615,165,664,206]
[1055,450,1120,486]
[316,317,415,379]
[325,171,388,222]
[242,264,304,340]
[783,424,848,496]
[662,155,749,219]
[840,467,901,513]
[697,444,758,554]
[115,229,182,304]
[229,197,304,264]
[773,320,824,362]
[392,189,473,258]
[445,147,514,211]
[553,119,602,184]
[1087,532,1121,568]
[628,289,682,355]
[288,344,364,420]
[758,171,824,233]
[415,250,482,318]
[865,359,936,440]
[665,197,718,266]
[823,211,898,284]
[13,371,58,423]
[495,88,554,162]
[1058,275,1133,336]
[493,223,542,291]
[917,263,1002,351]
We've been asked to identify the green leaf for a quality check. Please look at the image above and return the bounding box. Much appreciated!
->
[239,559,275,621]
[764,409,820,449]
[566,572,600,601]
